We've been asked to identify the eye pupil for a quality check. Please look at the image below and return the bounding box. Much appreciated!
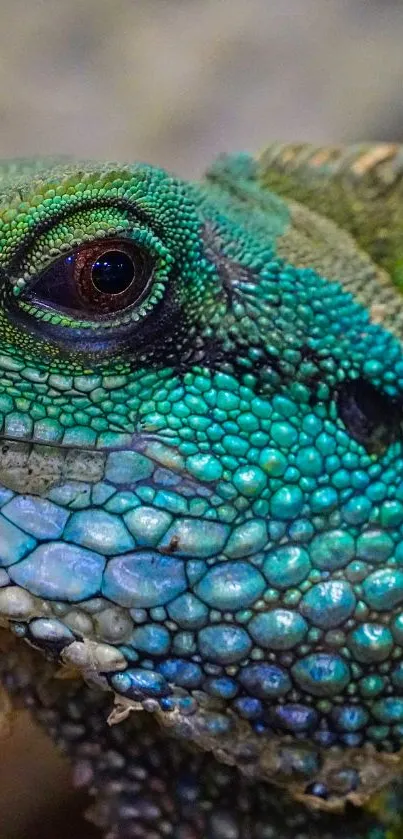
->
[91,250,135,295]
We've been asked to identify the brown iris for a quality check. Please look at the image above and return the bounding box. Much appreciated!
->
[26,238,153,316]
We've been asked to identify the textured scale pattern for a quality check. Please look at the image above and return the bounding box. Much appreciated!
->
[1,146,403,835]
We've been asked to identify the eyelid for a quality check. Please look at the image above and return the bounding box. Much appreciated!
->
[12,215,171,292]
[20,238,153,317]
[8,190,163,289]
[13,236,171,336]
[11,227,136,299]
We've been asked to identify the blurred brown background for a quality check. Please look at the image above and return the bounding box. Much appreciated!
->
[1,0,403,836]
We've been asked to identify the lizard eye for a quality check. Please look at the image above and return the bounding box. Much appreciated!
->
[337,378,401,453]
[24,239,153,316]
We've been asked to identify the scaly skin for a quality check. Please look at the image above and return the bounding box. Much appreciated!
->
[1,147,403,836]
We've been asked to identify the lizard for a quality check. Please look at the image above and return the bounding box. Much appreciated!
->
[0,144,403,838]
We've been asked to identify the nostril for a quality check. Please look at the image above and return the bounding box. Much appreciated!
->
[336,376,400,453]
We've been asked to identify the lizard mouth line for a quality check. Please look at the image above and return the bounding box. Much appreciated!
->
[0,431,171,453]
[0,433,105,452]
[0,432,222,503]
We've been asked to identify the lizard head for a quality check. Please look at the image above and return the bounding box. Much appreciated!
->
[0,155,403,805]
